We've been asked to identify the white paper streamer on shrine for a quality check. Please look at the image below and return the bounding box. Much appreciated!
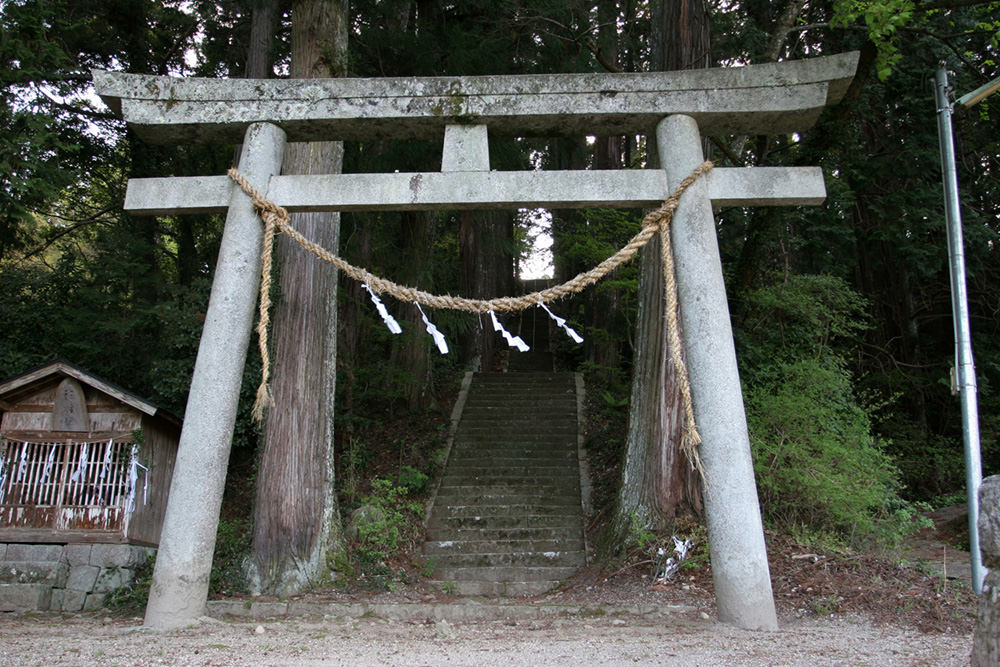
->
[363,283,402,334]
[414,302,448,354]
[100,438,114,478]
[39,444,57,484]
[0,454,7,505]
[538,301,584,344]
[17,442,28,482]
[69,442,88,483]
[125,444,148,515]
[489,310,529,352]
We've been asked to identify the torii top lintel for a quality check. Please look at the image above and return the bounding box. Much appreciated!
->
[93,52,858,144]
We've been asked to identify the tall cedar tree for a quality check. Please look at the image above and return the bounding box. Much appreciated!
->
[613,0,711,542]
[247,0,350,596]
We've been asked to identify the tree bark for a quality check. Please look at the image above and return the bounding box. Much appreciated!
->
[389,210,437,410]
[248,0,349,596]
[613,0,709,544]
[459,209,515,369]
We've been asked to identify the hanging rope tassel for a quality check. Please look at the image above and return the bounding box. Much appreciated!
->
[657,196,705,477]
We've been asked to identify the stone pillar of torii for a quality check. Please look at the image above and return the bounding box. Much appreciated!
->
[93,51,859,631]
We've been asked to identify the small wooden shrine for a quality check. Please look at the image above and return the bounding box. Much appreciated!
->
[0,361,179,546]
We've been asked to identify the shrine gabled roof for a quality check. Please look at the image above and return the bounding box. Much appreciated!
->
[0,360,180,426]
[93,52,859,144]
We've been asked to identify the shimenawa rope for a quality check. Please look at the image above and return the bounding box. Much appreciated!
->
[228,161,712,474]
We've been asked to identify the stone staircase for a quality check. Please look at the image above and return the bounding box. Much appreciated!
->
[423,371,587,596]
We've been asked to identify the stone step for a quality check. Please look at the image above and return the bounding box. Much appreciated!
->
[461,399,576,410]
[446,579,562,596]
[432,565,580,582]
[423,538,581,555]
[453,435,577,446]
[432,489,580,504]
[429,550,587,569]
[427,514,582,531]
[434,501,581,515]
[447,454,578,466]
[456,411,578,424]
[434,484,579,500]
[426,525,583,542]
[445,464,579,477]
[471,371,574,382]
[441,470,580,484]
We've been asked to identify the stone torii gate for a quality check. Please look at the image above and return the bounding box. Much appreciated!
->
[93,51,858,632]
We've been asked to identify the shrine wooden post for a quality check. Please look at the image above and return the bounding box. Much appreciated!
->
[94,51,859,631]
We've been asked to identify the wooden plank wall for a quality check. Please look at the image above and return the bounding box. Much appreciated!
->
[125,416,178,546]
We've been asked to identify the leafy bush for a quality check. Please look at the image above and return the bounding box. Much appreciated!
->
[738,275,930,549]
[351,477,424,584]
[745,358,929,548]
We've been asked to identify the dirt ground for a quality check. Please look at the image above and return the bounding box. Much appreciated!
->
[0,522,979,667]
[0,609,975,667]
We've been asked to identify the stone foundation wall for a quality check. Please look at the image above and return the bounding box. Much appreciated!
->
[0,542,154,612]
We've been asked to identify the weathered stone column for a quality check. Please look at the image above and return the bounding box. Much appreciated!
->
[144,122,286,630]
[973,475,999,666]
[657,114,778,630]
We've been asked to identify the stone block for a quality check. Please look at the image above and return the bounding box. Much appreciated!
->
[0,583,52,612]
[83,592,107,611]
[49,588,65,611]
[206,599,252,618]
[973,476,1000,666]
[0,543,7,560]
[0,561,68,586]
[249,601,288,618]
[978,475,1000,569]
[90,544,147,568]
[93,567,131,593]
[60,589,86,612]
[65,544,93,566]
[5,543,64,562]
[66,564,101,592]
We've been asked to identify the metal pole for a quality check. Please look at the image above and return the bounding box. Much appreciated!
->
[933,64,986,593]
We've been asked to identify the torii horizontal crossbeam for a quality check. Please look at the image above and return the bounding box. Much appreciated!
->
[93,52,858,143]
[124,167,824,215]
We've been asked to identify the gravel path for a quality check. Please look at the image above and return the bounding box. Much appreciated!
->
[0,610,972,666]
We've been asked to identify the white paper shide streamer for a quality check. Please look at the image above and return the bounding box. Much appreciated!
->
[363,283,402,334]
[69,442,88,483]
[414,302,448,354]
[125,444,148,515]
[0,453,6,505]
[489,310,529,352]
[100,439,114,479]
[39,445,57,485]
[17,442,28,482]
[538,301,584,344]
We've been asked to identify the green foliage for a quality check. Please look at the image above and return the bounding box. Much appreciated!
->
[832,0,915,79]
[746,357,929,548]
[210,519,252,597]
[352,477,424,586]
[739,275,931,549]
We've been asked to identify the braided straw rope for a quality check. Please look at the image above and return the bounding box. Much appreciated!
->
[229,161,712,473]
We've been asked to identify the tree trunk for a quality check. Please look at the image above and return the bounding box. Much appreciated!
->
[459,209,515,369]
[248,0,349,596]
[389,210,437,410]
[613,0,709,544]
